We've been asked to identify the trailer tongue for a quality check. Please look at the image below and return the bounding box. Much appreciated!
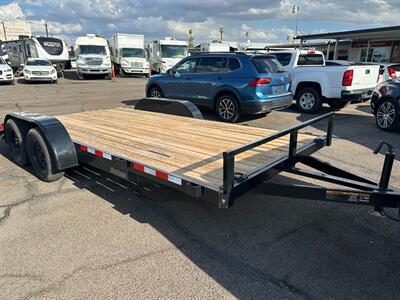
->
[0,99,399,220]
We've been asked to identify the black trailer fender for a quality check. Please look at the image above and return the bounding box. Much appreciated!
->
[135,98,203,119]
[4,112,78,171]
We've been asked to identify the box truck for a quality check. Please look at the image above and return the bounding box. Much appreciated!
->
[146,38,188,74]
[110,33,149,77]
[75,34,111,80]
[200,42,230,52]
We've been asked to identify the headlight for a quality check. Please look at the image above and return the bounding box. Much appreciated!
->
[24,69,31,74]
[121,60,129,67]
[104,62,111,67]
[50,69,56,74]
[6,68,12,72]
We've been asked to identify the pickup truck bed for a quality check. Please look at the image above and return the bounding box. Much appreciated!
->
[58,107,315,190]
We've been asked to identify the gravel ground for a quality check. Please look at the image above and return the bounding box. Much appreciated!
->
[0,72,399,299]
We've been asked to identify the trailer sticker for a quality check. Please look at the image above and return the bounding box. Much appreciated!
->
[79,145,112,160]
[132,163,182,186]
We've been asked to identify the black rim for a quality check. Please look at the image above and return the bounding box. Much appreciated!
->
[33,141,47,171]
[9,128,21,156]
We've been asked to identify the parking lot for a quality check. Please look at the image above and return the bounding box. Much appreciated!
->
[1,72,399,299]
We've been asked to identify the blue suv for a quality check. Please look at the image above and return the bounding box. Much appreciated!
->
[146,52,292,122]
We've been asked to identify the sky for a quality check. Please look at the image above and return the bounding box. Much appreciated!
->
[0,0,399,45]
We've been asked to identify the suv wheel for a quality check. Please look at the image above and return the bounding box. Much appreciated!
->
[215,94,240,123]
[296,87,322,113]
[375,98,399,131]
[148,86,163,98]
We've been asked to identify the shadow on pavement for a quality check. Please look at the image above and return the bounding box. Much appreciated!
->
[59,162,400,299]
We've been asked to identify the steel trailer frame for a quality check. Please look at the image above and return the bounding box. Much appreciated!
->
[0,99,399,214]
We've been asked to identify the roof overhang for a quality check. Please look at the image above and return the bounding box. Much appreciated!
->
[295,26,400,41]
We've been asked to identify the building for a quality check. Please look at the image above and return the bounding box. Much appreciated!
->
[1,21,32,41]
[294,25,400,63]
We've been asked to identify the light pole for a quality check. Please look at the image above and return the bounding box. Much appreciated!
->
[219,27,224,42]
[292,5,300,37]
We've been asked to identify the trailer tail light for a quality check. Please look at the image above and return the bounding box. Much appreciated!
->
[388,67,396,79]
[0,124,4,133]
[249,78,272,86]
[342,69,353,86]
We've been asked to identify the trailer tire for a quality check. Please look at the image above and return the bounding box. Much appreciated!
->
[26,128,64,182]
[296,87,322,113]
[5,119,29,166]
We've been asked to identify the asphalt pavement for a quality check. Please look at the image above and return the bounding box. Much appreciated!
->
[0,72,399,299]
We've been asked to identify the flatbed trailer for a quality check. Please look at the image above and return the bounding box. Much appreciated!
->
[1,98,399,217]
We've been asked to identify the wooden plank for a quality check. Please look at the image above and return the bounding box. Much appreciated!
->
[57,108,315,189]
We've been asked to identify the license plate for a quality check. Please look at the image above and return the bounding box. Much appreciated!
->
[272,85,285,94]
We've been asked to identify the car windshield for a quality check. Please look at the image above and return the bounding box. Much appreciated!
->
[252,56,286,73]
[79,45,106,55]
[161,45,187,58]
[121,48,145,58]
[26,59,52,66]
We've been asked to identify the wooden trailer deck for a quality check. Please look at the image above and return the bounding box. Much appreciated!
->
[57,108,315,189]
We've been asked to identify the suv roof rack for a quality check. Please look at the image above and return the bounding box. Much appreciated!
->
[195,52,247,56]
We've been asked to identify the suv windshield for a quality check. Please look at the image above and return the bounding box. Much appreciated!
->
[26,59,51,66]
[0,57,6,64]
[122,48,144,58]
[161,45,187,58]
[252,56,285,73]
[79,45,106,55]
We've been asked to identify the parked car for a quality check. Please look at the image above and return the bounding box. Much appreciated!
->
[0,57,14,85]
[376,63,400,83]
[23,58,58,83]
[371,78,400,131]
[146,52,292,122]
[267,49,380,113]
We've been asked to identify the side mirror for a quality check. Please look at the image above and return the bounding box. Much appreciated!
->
[53,64,57,67]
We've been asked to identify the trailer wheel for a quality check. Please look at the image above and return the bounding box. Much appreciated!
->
[296,87,322,113]
[26,128,64,182]
[5,119,29,166]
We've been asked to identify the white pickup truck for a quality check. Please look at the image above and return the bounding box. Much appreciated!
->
[268,49,380,113]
